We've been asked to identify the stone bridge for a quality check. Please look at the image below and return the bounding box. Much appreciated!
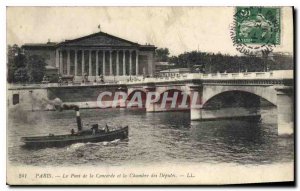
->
[7,70,294,136]
[124,70,294,135]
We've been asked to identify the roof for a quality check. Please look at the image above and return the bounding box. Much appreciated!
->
[22,42,58,49]
[155,62,176,66]
[58,31,155,50]
[22,31,156,51]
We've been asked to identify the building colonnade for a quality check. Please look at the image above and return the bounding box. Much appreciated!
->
[56,49,140,77]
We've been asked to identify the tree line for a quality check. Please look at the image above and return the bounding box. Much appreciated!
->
[7,44,46,83]
[155,48,293,73]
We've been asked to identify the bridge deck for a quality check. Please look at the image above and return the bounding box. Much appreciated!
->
[7,70,293,90]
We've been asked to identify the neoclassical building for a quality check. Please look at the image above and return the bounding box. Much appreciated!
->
[22,31,156,81]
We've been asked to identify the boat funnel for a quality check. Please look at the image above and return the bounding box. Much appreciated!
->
[75,106,82,131]
[60,104,82,132]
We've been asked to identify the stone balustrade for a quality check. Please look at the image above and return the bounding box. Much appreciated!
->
[119,70,293,84]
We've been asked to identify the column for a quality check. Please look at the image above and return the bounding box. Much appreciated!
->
[116,50,119,76]
[81,50,85,76]
[103,50,106,76]
[89,50,92,76]
[59,50,63,74]
[136,50,139,75]
[123,50,126,76]
[55,49,59,68]
[74,50,78,76]
[129,50,132,75]
[109,50,112,75]
[147,52,154,77]
[67,49,70,75]
[96,50,99,76]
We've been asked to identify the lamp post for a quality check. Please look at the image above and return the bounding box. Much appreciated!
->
[29,90,33,112]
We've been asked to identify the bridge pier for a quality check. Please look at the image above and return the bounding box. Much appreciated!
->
[116,87,128,108]
[189,85,203,120]
[276,87,294,136]
[146,102,160,112]
[144,86,157,112]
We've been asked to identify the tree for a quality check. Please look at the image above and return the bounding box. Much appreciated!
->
[14,67,28,82]
[155,48,170,62]
[158,48,292,73]
[26,55,46,83]
[7,44,48,83]
[168,56,178,64]
[7,44,26,83]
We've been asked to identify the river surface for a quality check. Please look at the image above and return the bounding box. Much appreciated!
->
[7,107,294,167]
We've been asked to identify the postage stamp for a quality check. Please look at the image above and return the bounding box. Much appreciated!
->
[235,7,281,45]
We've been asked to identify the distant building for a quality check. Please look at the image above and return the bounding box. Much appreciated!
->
[155,62,176,74]
[22,31,156,82]
[159,68,190,77]
[22,41,57,67]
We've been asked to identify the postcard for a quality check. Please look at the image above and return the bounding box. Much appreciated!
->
[7,6,294,185]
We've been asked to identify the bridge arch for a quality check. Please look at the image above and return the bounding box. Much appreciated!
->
[202,90,276,110]
[201,86,277,107]
[155,86,189,95]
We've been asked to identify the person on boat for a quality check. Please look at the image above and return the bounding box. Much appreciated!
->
[105,123,109,133]
[91,124,99,135]
[71,129,75,135]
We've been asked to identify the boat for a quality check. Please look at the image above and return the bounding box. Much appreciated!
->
[21,104,129,148]
[21,126,128,148]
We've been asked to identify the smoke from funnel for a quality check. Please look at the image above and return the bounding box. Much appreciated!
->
[60,103,82,131]
[49,98,63,111]
[44,98,82,131]
[26,97,82,131]
[32,97,63,111]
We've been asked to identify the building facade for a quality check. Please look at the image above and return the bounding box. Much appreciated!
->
[22,31,156,82]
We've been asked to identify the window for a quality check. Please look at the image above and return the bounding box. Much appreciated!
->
[13,94,19,105]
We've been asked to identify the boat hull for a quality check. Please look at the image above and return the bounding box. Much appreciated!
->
[21,126,128,149]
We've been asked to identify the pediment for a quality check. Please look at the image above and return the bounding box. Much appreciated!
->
[60,32,139,47]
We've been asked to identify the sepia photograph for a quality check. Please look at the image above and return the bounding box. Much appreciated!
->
[6,6,294,185]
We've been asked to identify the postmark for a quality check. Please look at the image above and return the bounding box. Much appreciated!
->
[230,7,281,56]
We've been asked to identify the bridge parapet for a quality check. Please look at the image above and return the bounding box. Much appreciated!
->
[118,70,293,85]
[200,70,293,80]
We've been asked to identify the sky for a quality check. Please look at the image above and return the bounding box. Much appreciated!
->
[7,7,293,56]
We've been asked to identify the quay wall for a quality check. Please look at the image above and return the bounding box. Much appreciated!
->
[7,84,123,111]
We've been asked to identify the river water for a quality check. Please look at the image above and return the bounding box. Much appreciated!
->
[7,107,294,167]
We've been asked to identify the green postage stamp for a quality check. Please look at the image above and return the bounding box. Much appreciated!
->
[235,7,280,45]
